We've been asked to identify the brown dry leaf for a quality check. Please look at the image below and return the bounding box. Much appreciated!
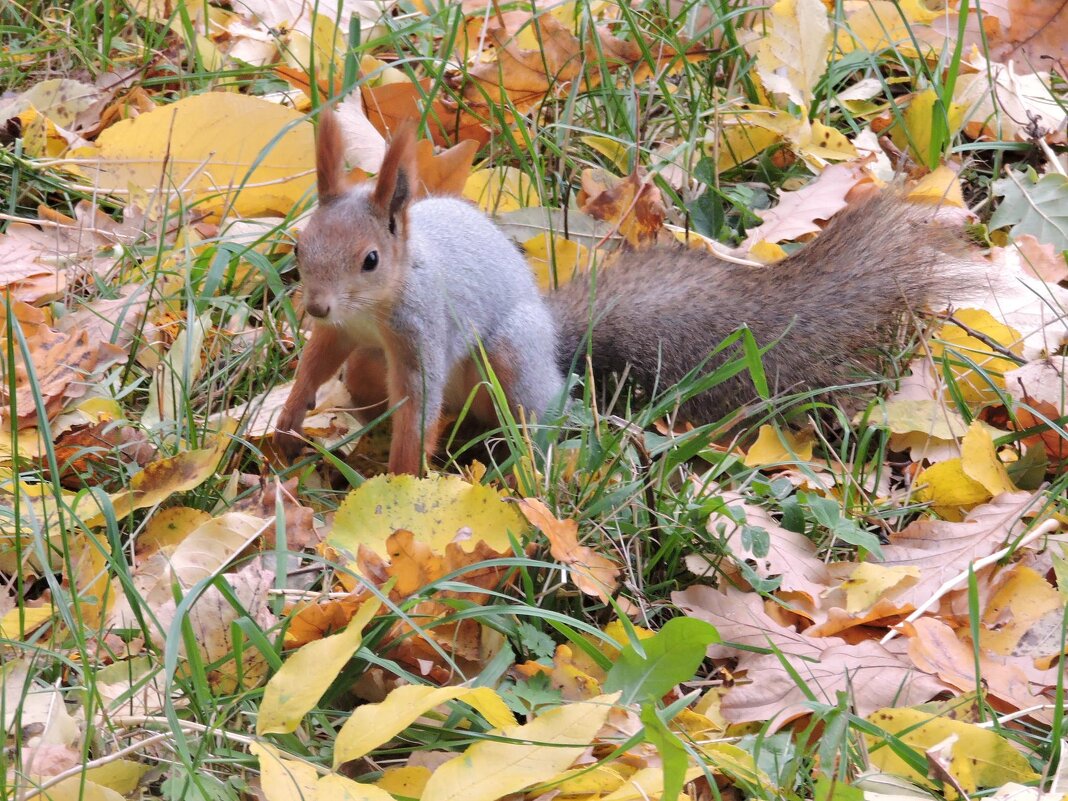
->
[983,0,1068,67]
[578,169,666,248]
[55,284,150,353]
[363,78,490,147]
[355,530,520,679]
[0,304,126,429]
[414,138,480,197]
[1006,357,1067,408]
[673,585,946,727]
[51,420,155,490]
[872,492,1040,610]
[517,498,621,602]
[1008,235,1068,283]
[905,617,1055,721]
[154,560,277,693]
[686,490,830,605]
[229,477,320,549]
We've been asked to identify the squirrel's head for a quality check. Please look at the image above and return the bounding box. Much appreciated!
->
[296,108,417,326]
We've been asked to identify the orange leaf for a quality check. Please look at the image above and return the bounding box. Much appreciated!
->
[517,498,620,602]
[578,169,665,248]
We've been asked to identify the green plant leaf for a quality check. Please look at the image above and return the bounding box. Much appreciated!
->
[603,617,719,704]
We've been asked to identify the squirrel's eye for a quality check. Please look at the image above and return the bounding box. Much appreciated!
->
[362,250,379,272]
[292,242,300,259]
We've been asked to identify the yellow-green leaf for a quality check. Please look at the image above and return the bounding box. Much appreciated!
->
[330,474,531,558]
[960,421,1017,496]
[865,707,1039,793]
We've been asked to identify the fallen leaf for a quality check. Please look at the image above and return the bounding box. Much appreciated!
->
[257,595,383,735]
[517,498,621,602]
[753,0,831,107]
[866,705,1040,793]
[419,693,619,801]
[333,684,516,767]
[71,93,316,219]
[331,474,530,558]
[672,585,946,726]
[578,168,665,248]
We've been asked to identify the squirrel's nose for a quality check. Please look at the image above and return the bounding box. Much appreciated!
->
[306,298,331,319]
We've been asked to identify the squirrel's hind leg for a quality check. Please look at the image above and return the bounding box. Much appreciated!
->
[481,302,566,424]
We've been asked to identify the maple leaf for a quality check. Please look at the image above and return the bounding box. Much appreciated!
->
[578,168,666,248]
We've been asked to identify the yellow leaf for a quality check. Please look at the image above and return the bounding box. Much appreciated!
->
[376,767,432,798]
[931,308,1024,405]
[523,232,590,290]
[420,693,619,801]
[581,135,631,172]
[981,565,1063,656]
[84,760,151,795]
[865,707,1039,793]
[794,119,858,166]
[330,474,530,558]
[250,743,319,801]
[961,421,1017,496]
[256,596,383,735]
[754,0,831,107]
[317,775,397,801]
[140,506,214,554]
[69,93,316,220]
[834,0,939,57]
[713,121,781,172]
[748,240,788,263]
[21,777,125,801]
[841,563,921,613]
[90,421,234,525]
[892,88,967,165]
[334,685,517,767]
[909,165,966,207]
[743,424,815,468]
[601,766,707,801]
[463,166,540,213]
[914,458,991,520]
[0,605,52,639]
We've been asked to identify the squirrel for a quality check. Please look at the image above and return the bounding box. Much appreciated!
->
[275,110,966,472]
[273,110,563,474]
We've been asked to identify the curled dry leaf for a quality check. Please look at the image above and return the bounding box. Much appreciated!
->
[578,168,666,248]
[0,302,126,429]
[517,498,621,602]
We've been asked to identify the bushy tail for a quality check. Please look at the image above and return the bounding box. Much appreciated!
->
[548,192,971,423]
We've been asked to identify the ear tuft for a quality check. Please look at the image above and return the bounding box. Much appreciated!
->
[372,121,418,228]
[316,107,347,204]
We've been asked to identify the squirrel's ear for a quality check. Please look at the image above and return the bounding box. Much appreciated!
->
[371,121,417,232]
[316,107,346,204]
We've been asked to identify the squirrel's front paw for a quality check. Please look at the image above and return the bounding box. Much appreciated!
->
[273,414,307,462]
